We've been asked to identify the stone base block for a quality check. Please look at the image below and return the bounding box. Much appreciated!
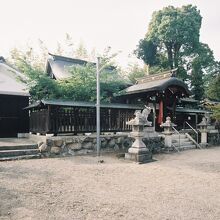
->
[200,143,208,148]
[125,152,152,164]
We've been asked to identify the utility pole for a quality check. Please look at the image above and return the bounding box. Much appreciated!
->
[96,57,101,156]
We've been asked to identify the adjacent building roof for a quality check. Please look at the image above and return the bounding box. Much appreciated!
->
[24,99,144,110]
[46,53,115,80]
[179,98,199,103]
[117,70,191,97]
[175,107,211,114]
[46,53,92,80]
[0,58,29,96]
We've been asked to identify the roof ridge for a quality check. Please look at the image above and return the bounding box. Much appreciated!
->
[136,68,177,84]
[48,52,95,65]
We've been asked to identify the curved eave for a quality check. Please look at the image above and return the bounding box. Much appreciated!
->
[116,78,191,97]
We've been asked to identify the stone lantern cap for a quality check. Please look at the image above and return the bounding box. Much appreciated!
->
[160,117,176,128]
[197,117,208,127]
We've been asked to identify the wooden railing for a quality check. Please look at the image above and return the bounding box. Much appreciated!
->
[30,107,135,135]
[30,109,49,134]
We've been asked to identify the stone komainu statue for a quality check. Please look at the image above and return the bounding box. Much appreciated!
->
[127,106,152,126]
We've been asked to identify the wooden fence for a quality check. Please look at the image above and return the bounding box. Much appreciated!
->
[29,106,136,135]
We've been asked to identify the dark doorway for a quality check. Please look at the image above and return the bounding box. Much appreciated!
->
[0,95,29,137]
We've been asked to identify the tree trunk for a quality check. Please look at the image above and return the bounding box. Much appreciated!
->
[165,43,173,69]
[174,43,181,68]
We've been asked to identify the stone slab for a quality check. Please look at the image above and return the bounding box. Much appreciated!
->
[125,152,153,164]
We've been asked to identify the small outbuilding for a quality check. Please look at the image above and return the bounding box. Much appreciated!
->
[0,57,29,137]
[116,69,208,130]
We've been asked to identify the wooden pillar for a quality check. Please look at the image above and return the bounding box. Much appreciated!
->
[158,96,163,124]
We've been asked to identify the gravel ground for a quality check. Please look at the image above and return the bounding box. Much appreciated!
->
[0,148,220,220]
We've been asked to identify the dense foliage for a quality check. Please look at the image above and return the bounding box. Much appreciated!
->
[136,5,202,71]
[58,63,127,102]
[212,104,220,120]
[207,72,220,102]
[9,45,127,103]
[135,4,218,101]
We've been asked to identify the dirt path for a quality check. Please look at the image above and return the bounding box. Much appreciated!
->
[1,148,220,220]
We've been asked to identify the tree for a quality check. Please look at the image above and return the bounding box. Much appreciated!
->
[207,73,220,102]
[190,43,215,100]
[59,61,127,102]
[125,63,150,83]
[10,40,49,72]
[74,41,88,60]
[9,43,127,103]
[12,55,61,101]
[148,5,201,69]
[136,5,218,101]
[212,104,220,120]
[136,5,202,73]
[135,40,158,66]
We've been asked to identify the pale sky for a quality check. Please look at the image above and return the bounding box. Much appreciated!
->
[1,0,219,68]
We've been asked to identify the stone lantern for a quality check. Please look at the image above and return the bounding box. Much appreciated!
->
[125,107,152,163]
[160,117,176,148]
[197,117,208,147]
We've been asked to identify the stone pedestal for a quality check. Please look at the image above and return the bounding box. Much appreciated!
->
[197,117,208,147]
[125,131,152,163]
[125,107,153,163]
[200,132,208,147]
[160,117,176,149]
[164,134,172,148]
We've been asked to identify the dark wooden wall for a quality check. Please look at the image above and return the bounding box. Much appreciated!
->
[0,94,29,137]
[29,106,136,135]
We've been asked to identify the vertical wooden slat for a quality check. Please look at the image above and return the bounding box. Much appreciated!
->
[29,105,137,134]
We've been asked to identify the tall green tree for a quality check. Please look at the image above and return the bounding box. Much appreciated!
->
[207,73,220,102]
[126,63,147,84]
[139,5,202,70]
[136,4,217,100]
[190,43,215,100]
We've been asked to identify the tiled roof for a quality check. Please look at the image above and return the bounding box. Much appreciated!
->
[0,59,29,96]
[24,99,143,110]
[46,53,115,80]
[117,75,191,97]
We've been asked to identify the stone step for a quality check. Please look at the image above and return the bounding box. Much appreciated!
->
[173,142,194,147]
[0,149,40,158]
[172,140,193,145]
[172,138,191,143]
[178,144,196,151]
[0,144,38,151]
[172,134,186,139]
[0,154,41,162]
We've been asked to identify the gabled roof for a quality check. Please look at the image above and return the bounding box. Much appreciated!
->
[0,58,29,96]
[24,99,143,110]
[117,70,191,97]
[46,53,93,80]
[46,53,115,80]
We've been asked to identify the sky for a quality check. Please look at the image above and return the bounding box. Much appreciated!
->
[1,0,220,68]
